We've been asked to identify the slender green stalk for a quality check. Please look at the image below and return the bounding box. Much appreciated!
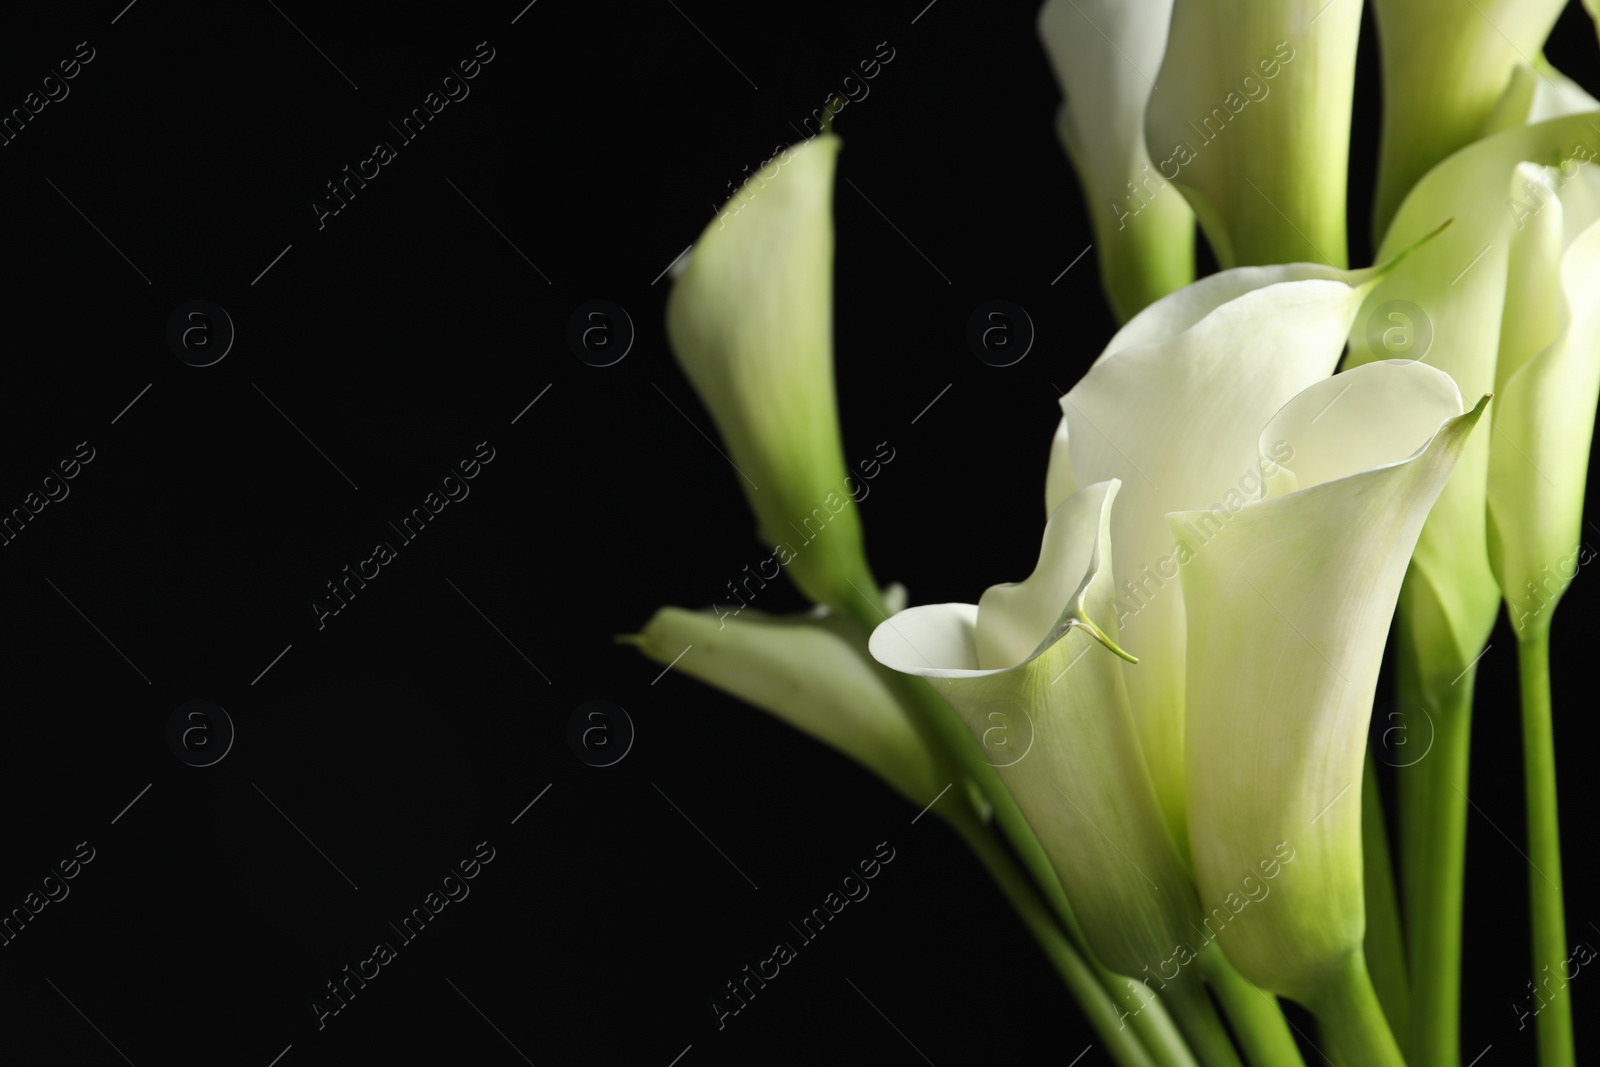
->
[1159,972,1244,1067]
[1360,752,1409,1051]
[1306,952,1405,1067]
[1198,942,1306,1066]
[1395,632,1476,1065]
[950,813,1179,1067]
[1096,968,1199,1067]
[1518,632,1574,1067]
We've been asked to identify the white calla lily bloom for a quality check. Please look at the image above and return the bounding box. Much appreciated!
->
[869,481,1201,980]
[1176,360,1487,1006]
[1045,259,1392,848]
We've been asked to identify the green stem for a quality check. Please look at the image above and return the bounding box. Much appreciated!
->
[949,814,1178,1067]
[1101,971,1201,1067]
[1198,942,1306,1066]
[1159,972,1244,1067]
[1360,752,1409,1051]
[1305,953,1408,1062]
[1306,952,1405,1067]
[1518,631,1574,1067]
[1395,631,1475,1066]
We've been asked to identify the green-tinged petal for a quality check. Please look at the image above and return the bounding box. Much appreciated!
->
[1146,1,1358,268]
[1482,57,1600,136]
[665,134,878,617]
[633,588,939,808]
[870,481,1199,979]
[1039,0,1195,321]
[1371,0,1567,241]
[1488,199,1600,638]
[1046,260,1384,847]
[1347,112,1600,682]
[1175,360,1486,1003]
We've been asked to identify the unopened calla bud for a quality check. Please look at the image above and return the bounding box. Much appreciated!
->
[1487,165,1600,637]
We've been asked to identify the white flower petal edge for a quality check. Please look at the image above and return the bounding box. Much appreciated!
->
[1093,262,1352,368]
[871,481,1198,978]
[1174,360,1487,1002]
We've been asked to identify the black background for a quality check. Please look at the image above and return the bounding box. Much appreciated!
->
[0,1,1596,1064]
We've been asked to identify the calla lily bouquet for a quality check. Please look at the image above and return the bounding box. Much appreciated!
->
[627,3,1600,1064]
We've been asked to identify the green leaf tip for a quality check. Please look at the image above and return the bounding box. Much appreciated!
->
[1069,615,1139,664]
[1374,217,1456,281]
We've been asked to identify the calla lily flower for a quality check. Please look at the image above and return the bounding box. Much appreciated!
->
[1487,167,1600,636]
[1145,0,1359,268]
[1346,112,1600,686]
[1485,183,1598,1067]
[665,133,879,617]
[1346,114,1600,1065]
[868,481,1201,981]
[1045,258,1393,848]
[1370,0,1569,241]
[1175,360,1486,1011]
[629,584,942,809]
[1038,0,1195,322]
